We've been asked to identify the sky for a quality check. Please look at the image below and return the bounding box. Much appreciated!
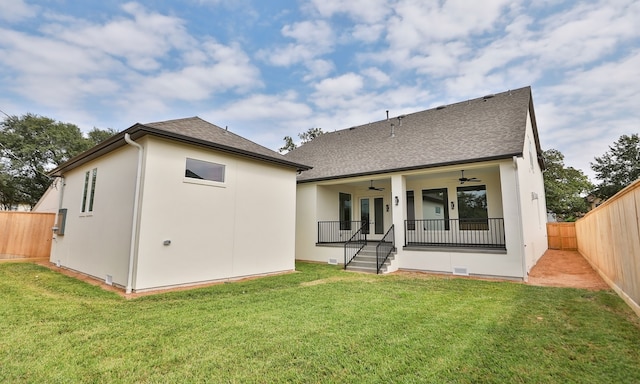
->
[0,0,638,180]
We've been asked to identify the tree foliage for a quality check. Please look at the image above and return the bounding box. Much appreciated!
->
[279,127,324,153]
[543,149,593,221]
[87,127,118,146]
[279,136,296,153]
[591,133,640,199]
[0,114,116,209]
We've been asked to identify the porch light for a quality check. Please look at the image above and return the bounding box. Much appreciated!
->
[451,201,455,210]
[386,204,389,212]
[395,196,399,206]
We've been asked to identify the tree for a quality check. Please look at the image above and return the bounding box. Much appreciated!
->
[0,114,115,209]
[543,149,593,221]
[298,127,324,144]
[279,136,296,153]
[591,133,640,199]
[87,127,118,145]
[279,127,324,153]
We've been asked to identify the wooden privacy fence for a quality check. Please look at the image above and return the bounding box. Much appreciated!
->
[547,222,577,250]
[0,212,55,259]
[575,179,640,317]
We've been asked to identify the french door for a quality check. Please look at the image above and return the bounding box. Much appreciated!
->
[360,197,384,236]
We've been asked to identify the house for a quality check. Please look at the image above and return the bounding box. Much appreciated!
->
[48,117,310,293]
[285,86,548,280]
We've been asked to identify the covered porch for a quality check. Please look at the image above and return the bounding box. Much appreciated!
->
[314,163,507,251]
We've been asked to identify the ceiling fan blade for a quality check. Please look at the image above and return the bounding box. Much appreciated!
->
[369,180,384,191]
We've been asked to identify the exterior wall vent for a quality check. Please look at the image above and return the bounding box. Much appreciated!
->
[453,266,469,276]
[328,258,338,265]
[105,275,113,286]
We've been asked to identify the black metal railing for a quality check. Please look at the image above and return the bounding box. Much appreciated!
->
[376,225,395,274]
[404,218,505,248]
[318,221,364,243]
[344,225,367,269]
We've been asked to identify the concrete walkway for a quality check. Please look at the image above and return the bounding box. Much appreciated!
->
[527,249,610,290]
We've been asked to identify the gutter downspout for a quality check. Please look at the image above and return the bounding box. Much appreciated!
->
[513,156,527,281]
[124,133,143,294]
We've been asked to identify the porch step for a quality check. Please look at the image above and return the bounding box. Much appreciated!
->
[346,244,395,274]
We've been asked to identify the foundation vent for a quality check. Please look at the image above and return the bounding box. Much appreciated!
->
[105,275,113,286]
[328,258,338,265]
[452,266,469,276]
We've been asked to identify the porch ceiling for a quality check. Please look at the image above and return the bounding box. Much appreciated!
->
[314,165,501,188]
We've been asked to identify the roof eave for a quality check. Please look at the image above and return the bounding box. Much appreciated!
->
[49,123,312,176]
[295,153,523,184]
[135,125,312,171]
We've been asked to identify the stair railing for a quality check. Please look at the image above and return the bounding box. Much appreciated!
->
[376,225,395,274]
[344,224,367,269]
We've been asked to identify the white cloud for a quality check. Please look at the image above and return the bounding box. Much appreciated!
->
[386,0,512,50]
[351,23,385,43]
[303,59,335,80]
[0,0,38,22]
[533,0,640,67]
[0,4,262,120]
[281,19,333,45]
[208,91,312,121]
[362,67,390,86]
[309,0,391,24]
[311,73,365,109]
[41,3,194,71]
[260,20,334,68]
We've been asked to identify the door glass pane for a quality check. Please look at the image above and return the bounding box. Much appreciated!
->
[457,185,488,230]
[406,191,415,230]
[339,193,351,230]
[422,188,449,230]
[374,198,384,234]
[360,198,370,234]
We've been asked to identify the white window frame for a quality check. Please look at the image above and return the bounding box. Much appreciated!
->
[183,157,226,187]
[80,168,98,214]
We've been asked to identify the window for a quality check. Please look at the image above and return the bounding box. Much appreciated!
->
[81,168,98,213]
[406,191,415,230]
[339,193,352,230]
[185,158,225,183]
[88,168,97,212]
[422,188,449,230]
[457,185,488,230]
[81,171,89,212]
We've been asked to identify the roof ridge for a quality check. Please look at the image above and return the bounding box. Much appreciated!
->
[143,116,290,160]
[315,86,531,137]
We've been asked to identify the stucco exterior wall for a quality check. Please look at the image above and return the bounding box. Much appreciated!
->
[50,146,138,286]
[33,181,61,213]
[133,137,297,291]
[517,110,548,275]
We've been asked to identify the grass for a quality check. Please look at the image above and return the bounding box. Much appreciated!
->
[1,262,639,383]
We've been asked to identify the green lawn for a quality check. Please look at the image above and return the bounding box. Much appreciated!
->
[1,262,639,383]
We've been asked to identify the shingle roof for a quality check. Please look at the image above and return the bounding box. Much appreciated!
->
[285,86,538,182]
[140,116,310,169]
[50,116,310,176]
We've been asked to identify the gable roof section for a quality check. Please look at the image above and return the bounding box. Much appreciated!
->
[285,86,540,182]
[50,117,311,176]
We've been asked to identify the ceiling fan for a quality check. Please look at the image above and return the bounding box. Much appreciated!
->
[458,170,481,184]
[368,180,385,191]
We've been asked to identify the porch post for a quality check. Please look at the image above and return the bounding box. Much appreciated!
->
[390,174,406,249]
